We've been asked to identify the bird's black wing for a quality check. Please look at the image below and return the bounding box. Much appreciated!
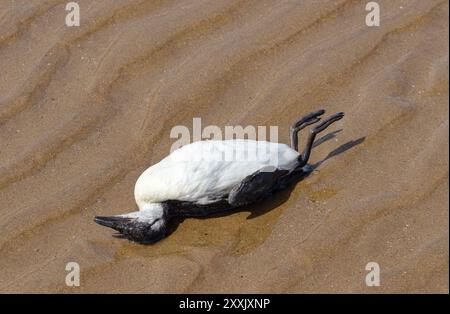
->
[228,166,290,207]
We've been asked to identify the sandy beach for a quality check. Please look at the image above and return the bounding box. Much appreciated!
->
[0,0,448,293]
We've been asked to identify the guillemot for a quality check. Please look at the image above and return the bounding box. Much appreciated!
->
[94,109,344,243]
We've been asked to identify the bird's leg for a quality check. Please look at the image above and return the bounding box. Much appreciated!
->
[298,112,345,167]
[289,109,325,151]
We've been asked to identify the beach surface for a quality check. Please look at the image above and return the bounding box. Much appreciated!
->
[0,0,448,293]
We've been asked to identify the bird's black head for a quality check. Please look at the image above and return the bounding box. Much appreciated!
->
[94,214,167,244]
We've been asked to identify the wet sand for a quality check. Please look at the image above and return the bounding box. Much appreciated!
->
[0,0,448,293]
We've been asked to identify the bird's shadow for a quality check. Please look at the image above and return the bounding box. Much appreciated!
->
[165,134,366,237]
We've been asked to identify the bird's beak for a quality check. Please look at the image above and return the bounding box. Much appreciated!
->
[94,216,132,233]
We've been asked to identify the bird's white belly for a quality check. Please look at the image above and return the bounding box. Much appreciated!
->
[134,140,299,209]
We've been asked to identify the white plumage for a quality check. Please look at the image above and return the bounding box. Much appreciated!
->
[134,139,299,209]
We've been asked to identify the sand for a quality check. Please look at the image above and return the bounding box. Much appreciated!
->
[0,0,448,293]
